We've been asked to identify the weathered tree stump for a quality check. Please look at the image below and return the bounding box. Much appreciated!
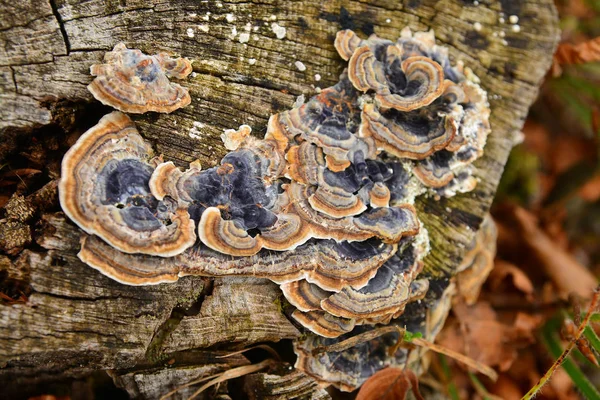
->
[0,0,559,398]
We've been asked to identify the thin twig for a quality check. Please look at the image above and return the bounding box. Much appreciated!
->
[215,344,280,361]
[186,359,274,400]
[311,324,497,381]
[411,337,498,381]
[311,326,405,355]
[522,285,600,400]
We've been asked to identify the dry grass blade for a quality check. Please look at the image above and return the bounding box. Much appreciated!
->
[311,326,405,355]
[411,338,498,381]
[569,295,599,366]
[159,359,274,400]
[311,324,497,381]
[523,285,600,399]
[512,206,597,299]
[186,359,274,400]
[215,344,281,361]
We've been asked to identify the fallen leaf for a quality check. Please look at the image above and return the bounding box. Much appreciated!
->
[438,302,516,372]
[488,260,535,299]
[356,368,424,400]
[512,313,543,342]
[512,206,597,299]
[554,37,600,69]
[438,302,543,373]
[578,174,600,202]
[489,374,522,400]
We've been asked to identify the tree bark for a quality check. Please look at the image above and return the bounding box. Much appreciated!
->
[0,0,559,398]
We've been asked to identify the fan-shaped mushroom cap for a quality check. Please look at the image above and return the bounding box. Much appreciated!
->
[280,280,331,312]
[309,167,366,218]
[284,183,419,243]
[354,205,420,243]
[79,235,182,285]
[292,310,355,338]
[334,30,364,61]
[285,143,324,185]
[80,231,399,291]
[321,246,425,319]
[360,103,457,160]
[221,124,252,151]
[347,45,388,93]
[362,181,391,208]
[198,207,264,256]
[346,34,446,112]
[88,43,192,114]
[413,150,456,188]
[294,326,408,392]
[59,112,196,257]
[274,78,368,167]
[155,51,193,79]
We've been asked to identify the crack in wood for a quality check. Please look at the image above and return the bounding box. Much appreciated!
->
[48,0,71,55]
[144,278,214,363]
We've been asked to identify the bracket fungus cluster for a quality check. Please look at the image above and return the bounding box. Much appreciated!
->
[60,27,491,390]
[88,43,193,113]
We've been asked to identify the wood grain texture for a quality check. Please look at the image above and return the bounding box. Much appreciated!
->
[0,0,559,398]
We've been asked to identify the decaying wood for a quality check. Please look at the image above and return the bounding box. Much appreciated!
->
[0,0,559,398]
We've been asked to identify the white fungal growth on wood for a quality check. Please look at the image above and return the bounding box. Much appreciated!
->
[239,32,250,43]
[271,23,286,39]
[294,61,306,71]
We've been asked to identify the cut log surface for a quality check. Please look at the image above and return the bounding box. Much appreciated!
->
[0,0,559,398]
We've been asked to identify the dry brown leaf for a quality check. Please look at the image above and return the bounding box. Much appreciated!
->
[552,37,600,76]
[488,260,535,298]
[511,313,543,342]
[356,368,424,400]
[555,37,600,65]
[488,374,523,400]
[549,136,596,176]
[438,302,517,372]
[512,206,597,299]
[578,174,600,202]
[438,301,543,373]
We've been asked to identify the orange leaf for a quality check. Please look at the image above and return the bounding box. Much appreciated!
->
[553,37,600,70]
[356,368,424,400]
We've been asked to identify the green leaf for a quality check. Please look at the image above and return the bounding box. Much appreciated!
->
[584,325,600,352]
[403,331,422,342]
